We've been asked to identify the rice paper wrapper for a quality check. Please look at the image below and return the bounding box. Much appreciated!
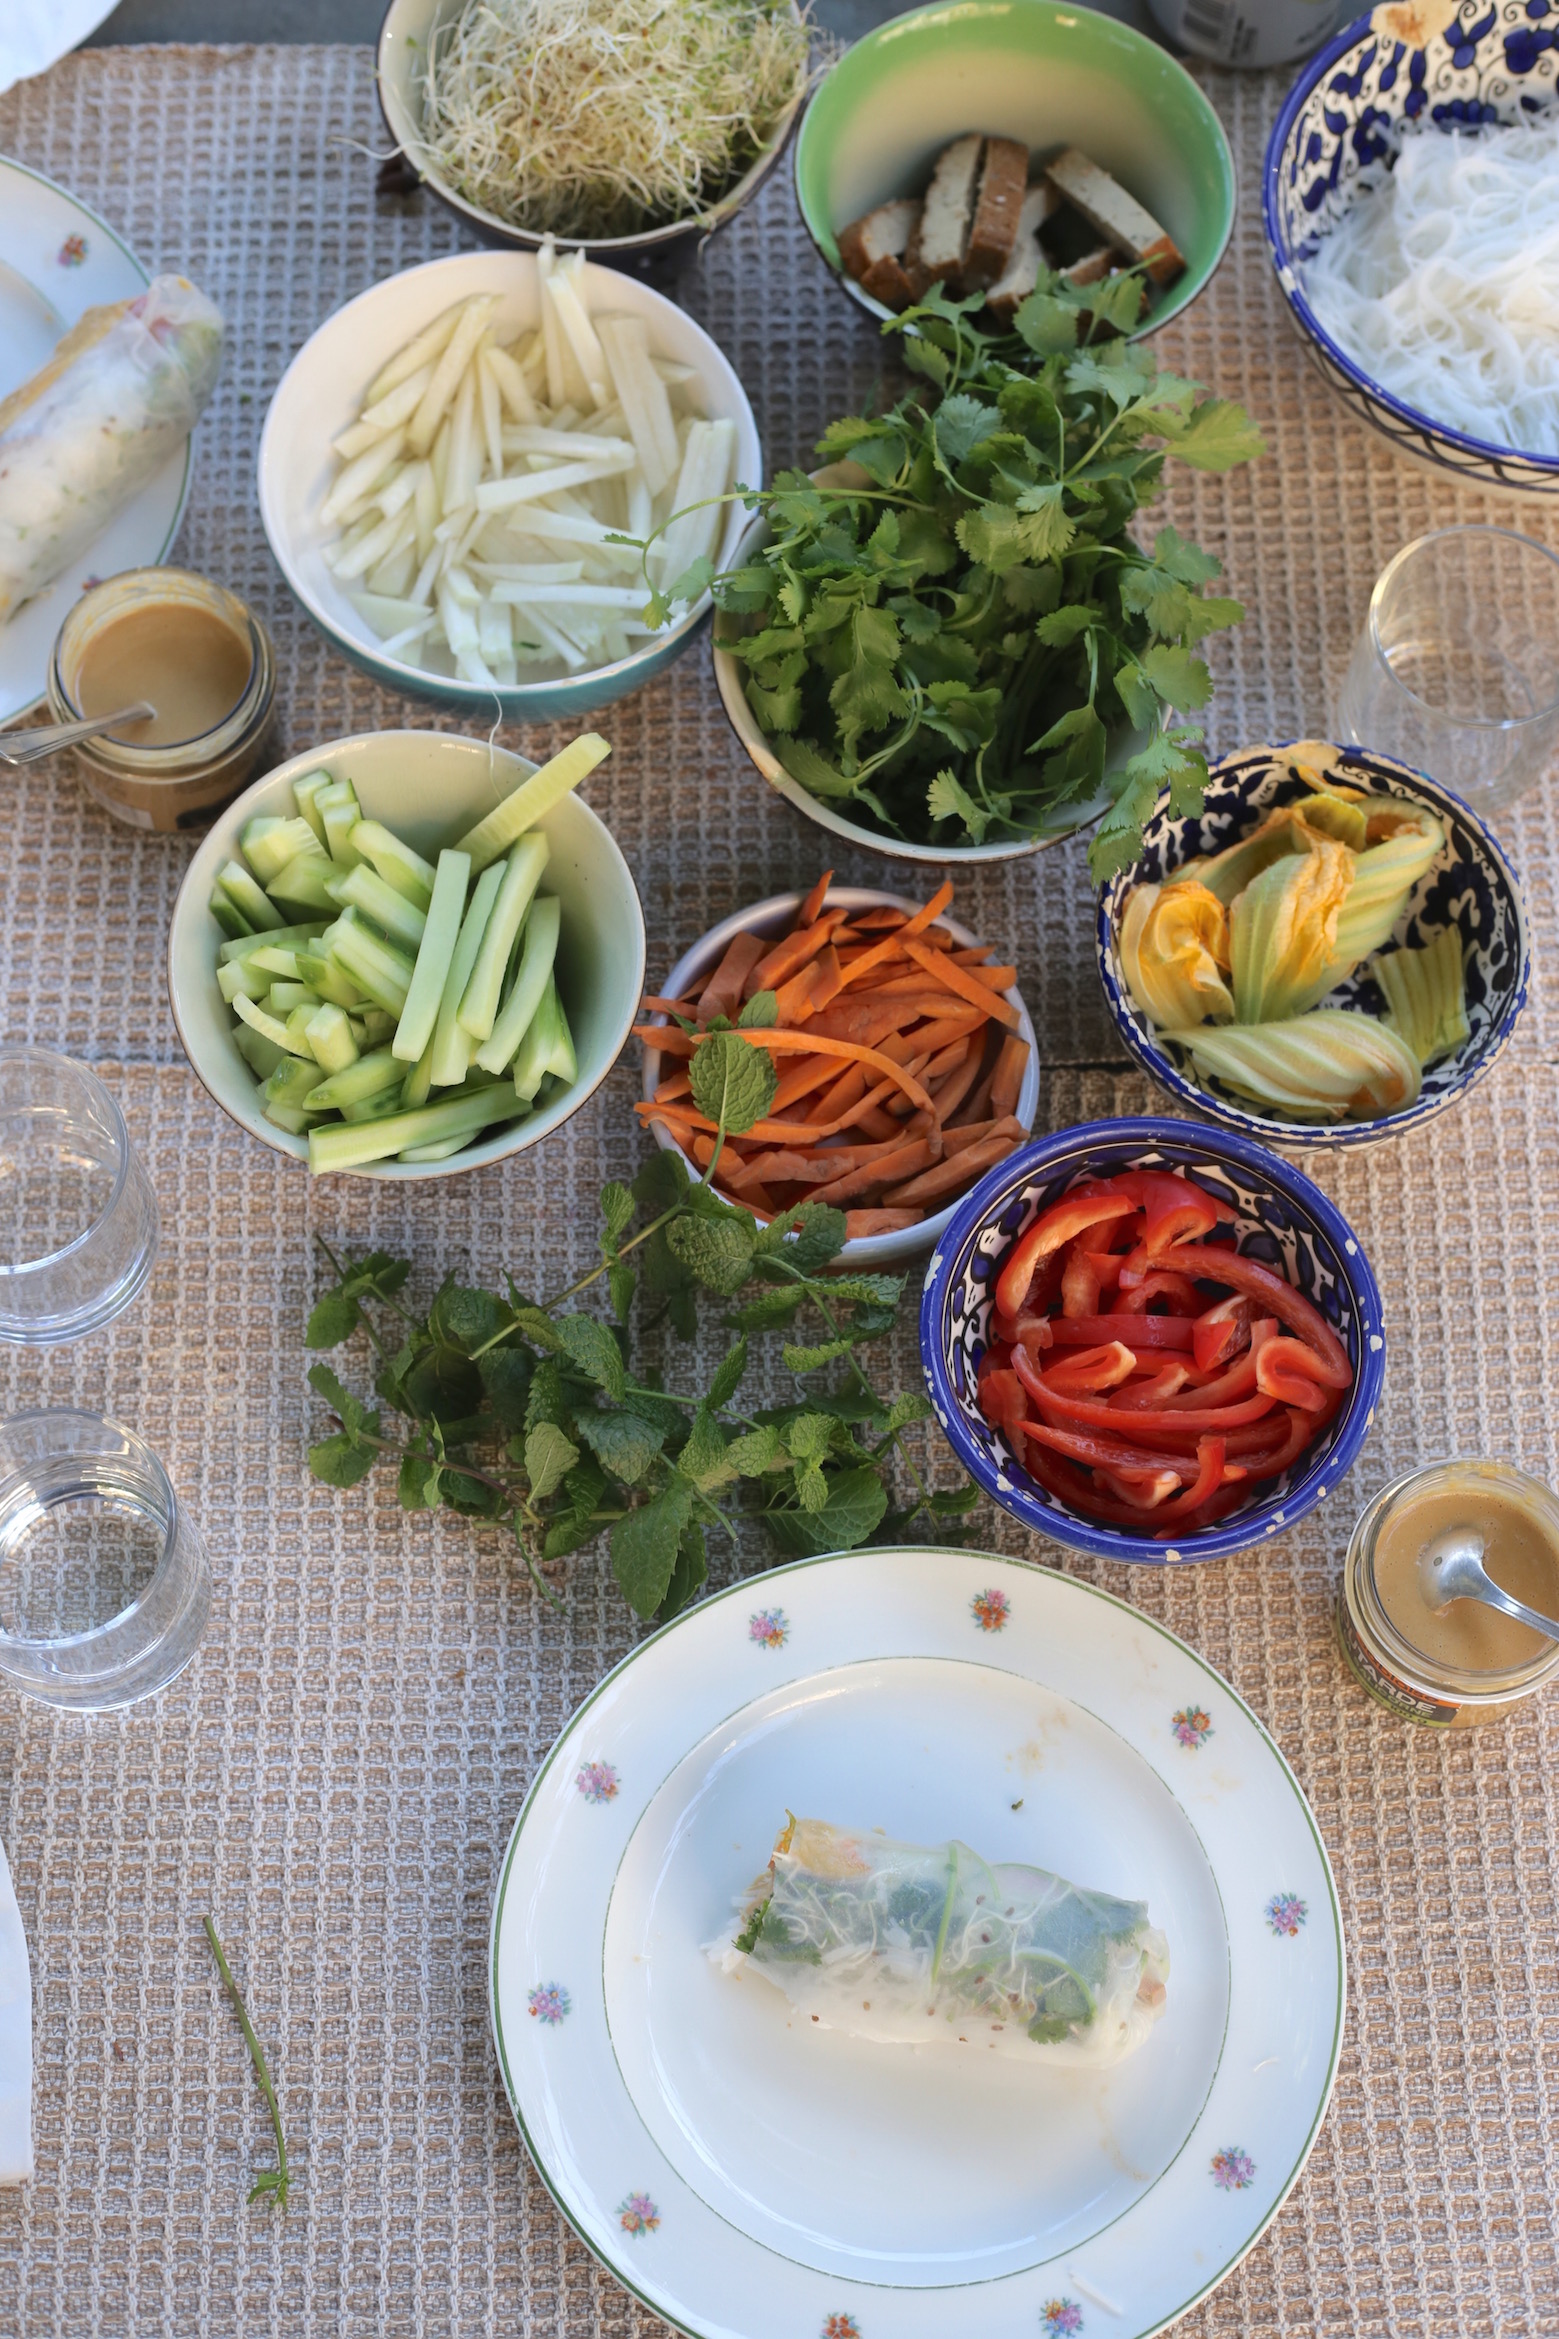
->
[711,1818,1170,2068]
[0,272,224,622]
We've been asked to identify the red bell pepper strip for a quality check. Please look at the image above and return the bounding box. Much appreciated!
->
[1110,1169,1221,1255]
[992,1307,1054,1353]
[1128,1320,1277,1411]
[1060,1245,1102,1319]
[1014,1348,1278,1436]
[1115,1362,1194,1406]
[994,1187,1135,1319]
[1019,1417,1202,1481]
[1048,1314,1195,1352]
[1191,1293,1252,1373]
[1154,1477,1251,1537]
[1042,1341,1137,1395]
[1096,1462,1183,1509]
[1115,1266,1202,1316]
[1255,1334,1339,1412]
[1172,1247,1352,1386]
[976,1358,1028,1439]
[1240,1393,1341,1480]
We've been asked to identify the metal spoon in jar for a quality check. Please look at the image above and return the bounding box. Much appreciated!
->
[1421,1528,1559,1641]
[0,703,156,766]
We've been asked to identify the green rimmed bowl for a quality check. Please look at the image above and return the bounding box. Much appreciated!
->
[795,0,1235,339]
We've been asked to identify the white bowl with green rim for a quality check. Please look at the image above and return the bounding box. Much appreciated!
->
[794,0,1236,337]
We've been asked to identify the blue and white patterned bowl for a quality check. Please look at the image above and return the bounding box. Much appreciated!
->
[921,1120,1386,1565]
[1263,4,1559,494]
[1095,741,1530,1151]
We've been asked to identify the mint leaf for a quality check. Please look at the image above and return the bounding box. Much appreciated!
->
[575,1408,666,1487]
[737,991,778,1029]
[612,1476,695,1618]
[782,1335,858,1373]
[765,1466,889,1556]
[708,1336,749,1411]
[599,1181,635,1248]
[308,1432,379,1490]
[555,1313,626,1399]
[398,1447,442,1509]
[305,1289,361,1349]
[667,1210,758,1296]
[689,1031,777,1140]
[659,1521,707,1621]
[525,1421,580,1503]
[725,1424,791,1476]
[678,1405,737,1493]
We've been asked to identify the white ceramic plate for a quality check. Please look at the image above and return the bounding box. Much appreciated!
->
[0,158,191,724]
[491,1547,1344,2339]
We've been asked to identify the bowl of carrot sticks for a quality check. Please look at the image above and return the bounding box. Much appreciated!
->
[635,872,1040,1268]
[921,1117,1384,1563]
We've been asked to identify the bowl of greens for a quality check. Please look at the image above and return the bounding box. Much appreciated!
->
[168,728,645,1181]
[378,0,810,259]
[709,294,1264,873]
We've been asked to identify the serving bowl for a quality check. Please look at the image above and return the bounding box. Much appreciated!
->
[640,885,1041,1270]
[1264,7,1559,495]
[795,0,1235,338]
[921,1120,1386,1565]
[168,729,645,1182]
[377,0,807,264]
[1095,740,1530,1152]
[259,250,762,722]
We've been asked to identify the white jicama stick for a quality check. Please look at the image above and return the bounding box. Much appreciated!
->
[598,313,679,495]
[320,429,406,528]
[478,349,505,484]
[444,364,480,514]
[488,581,650,608]
[655,417,736,591]
[473,453,634,511]
[537,247,569,410]
[408,296,497,456]
[502,426,636,461]
[330,418,389,463]
[394,849,471,1063]
[485,340,538,424]
[357,360,438,436]
[549,251,610,409]
[429,860,505,1086]
[364,302,466,407]
[332,502,416,584]
[477,597,513,661]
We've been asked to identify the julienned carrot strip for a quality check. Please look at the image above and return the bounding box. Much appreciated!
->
[807,1137,940,1205]
[991,1032,1029,1120]
[923,1033,974,1084]
[640,996,697,1017]
[797,870,834,928]
[942,1113,1025,1155]
[806,1062,866,1124]
[640,1066,908,1144]
[901,937,1021,1030]
[772,1053,844,1115]
[883,1130,1019,1205]
[696,930,765,1024]
[727,1031,934,1112]
[746,912,845,999]
[774,943,843,1024]
[827,880,954,994]
[845,1207,923,1237]
[948,1067,997,1127]
[634,1025,698,1055]
[654,1071,691,1103]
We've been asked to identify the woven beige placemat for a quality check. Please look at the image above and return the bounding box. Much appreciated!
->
[0,42,1556,2339]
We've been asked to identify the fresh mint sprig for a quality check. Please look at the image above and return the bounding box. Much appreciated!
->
[204,1917,291,2211]
[302,1033,976,1623]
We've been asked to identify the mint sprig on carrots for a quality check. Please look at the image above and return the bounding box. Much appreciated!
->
[302,1050,976,1623]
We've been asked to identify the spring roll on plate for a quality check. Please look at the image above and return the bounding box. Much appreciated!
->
[0,273,223,623]
[712,1815,1170,2067]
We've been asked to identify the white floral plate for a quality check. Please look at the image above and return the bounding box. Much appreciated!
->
[490,1549,1344,2339]
[0,157,191,724]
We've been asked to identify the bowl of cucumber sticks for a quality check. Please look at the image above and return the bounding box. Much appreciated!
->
[168,728,646,1179]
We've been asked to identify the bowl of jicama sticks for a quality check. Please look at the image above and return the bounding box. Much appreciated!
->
[1264,12,1559,495]
[635,874,1040,1268]
[1095,740,1530,1152]
[258,246,760,718]
[169,728,645,1180]
[922,1118,1385,1564]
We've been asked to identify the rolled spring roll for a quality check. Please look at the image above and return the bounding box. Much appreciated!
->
[712,1816,1169,2067]
[0,273,224,622]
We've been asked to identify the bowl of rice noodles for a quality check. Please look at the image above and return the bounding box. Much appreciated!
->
[1264,5,1559,495]
[377,0,811,261]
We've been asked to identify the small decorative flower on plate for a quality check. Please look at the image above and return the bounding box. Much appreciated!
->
[618,2191,660,2237]
[748,1608,788,1650]
[1043,2302,1084,2336]
[575,1760,619,1804]
[57,233,88,266]
[1171,1706,1213,1750]
[971,1587,1011,1633]
[527,1982,570,2025]
[822,2316,861,2339]
[1265,1892,1307,1938]
[1211,2146,1256,2192]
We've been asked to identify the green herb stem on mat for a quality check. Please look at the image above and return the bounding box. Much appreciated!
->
[642,285,1263,877]
[301,1031,976,1623]
[204,1917,291,2211]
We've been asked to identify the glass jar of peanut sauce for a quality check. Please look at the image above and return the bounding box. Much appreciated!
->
[1338,1460,1559,1726]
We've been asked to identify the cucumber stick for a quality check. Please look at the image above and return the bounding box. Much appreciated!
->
[393,849,471,1062]
[292,770,332,848]
[234,993,313,1056]
[454,733,609,873]
[219,861,286,932]
[210,889,252,941]
[305,1002,359,1074]
[429,861,505,1086]
[242,815,320,884]
[326,863,428,951]
[308,1085,524,1174]
[264,1056,322,1109]
[458,835,549,1040]
[350,820,436,909]
[266,854,340,913]
[323,914,415,1013]
[234,1024,287,1079]
[474,894,560,1074]
[219,921,328,965]
[304,1048,404,1112]
[511,975,574,1100]
[401,1040,435,1108]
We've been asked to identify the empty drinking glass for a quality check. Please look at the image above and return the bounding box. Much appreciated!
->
[0,1047,158,1344]
[0,1411,210,1709]
[1337,527,1559,823]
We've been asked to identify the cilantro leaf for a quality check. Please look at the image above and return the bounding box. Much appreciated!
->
[1156,397,1267,471]
[927,767,990,842]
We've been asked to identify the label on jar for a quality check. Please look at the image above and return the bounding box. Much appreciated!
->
[1146,0,1347,65]
[1335,1594,1461,1726]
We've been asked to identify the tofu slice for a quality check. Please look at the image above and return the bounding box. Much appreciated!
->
[962,135,1031,289]
[837,196,921,310]
[986,181,1060,320]
[1043,149,1186,286]
[905,133,984,298]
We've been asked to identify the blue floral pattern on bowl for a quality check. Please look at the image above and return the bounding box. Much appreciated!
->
[920,1120,1386,1566]
[1096,741,1530,1152]
[1263,4,1559,491]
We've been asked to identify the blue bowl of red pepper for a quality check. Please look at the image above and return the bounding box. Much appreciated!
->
[921,1119,1385,1565]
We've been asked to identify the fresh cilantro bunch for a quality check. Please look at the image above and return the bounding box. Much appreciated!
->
[302,1014,975,1625]
[708,282,1263,879]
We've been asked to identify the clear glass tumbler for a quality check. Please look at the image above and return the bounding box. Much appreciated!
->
[0,1411,210,1709]
[1337,527,1559,822]
[0,1047,159,1344]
